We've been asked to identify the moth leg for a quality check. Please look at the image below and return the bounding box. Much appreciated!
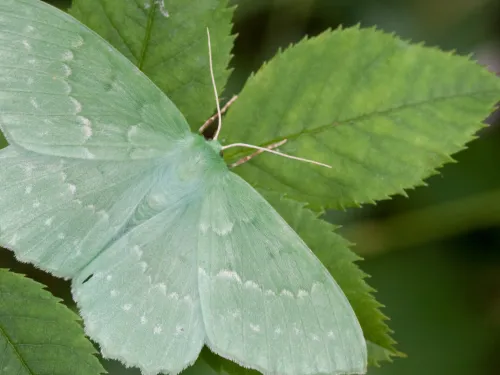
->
[199,95,239,136]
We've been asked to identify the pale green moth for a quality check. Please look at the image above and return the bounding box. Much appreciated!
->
[0,0,367,374]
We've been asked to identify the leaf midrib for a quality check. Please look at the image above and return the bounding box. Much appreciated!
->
[224,89,500,160]
[0,322,35,375]
[138,0,157,70]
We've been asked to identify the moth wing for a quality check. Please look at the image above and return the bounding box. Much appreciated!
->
[0,146,156,278]
[72,175,206,375]
[0,0,191,160]
[198,172,367,375]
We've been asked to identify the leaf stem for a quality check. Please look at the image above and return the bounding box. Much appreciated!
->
[199,95,238,135]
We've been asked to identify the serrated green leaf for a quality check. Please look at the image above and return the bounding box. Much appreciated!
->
[69,0,234,130]
[180,353,219,375]
[221,26,500,209]
[367,340,404,367]
[0,269,104,375]
[200,347,260,375]
[260,191,400,365]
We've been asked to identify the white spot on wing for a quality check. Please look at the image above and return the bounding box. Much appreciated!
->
[44,217,53,226]
[213,222,234,236]
[157,283,167,295]
[293,324,301,335]
[274,327,282,335]
[25,185,32,194]
[198,267,208,277]
[132,245,143,257]
[22,40,31,50]
[244,280,261,291]
[62,50,73,61]
[249,324,261,332]
[199,222,209,234]
[280,289,294,297]
[297,289,308,298]
[216,269,242,284]
[311,282,322,294]
[82,123,92,140]
[122,303,132,311]
[57,233,65,239]
[110,290,118,297]
[30,98,38,109]
[229,309,241,318]
[22,164,34,176]
[62,64,72,77]
[168,292,179,300]
[153,325,162,334]
[78,116,92,140]
[70,97,82,114]
[72,35,84,48]
[106,275,112,281]
[68,184,76,194]
[32,200,40,208]
[24,25,34,32]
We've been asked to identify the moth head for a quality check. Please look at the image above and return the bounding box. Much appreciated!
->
[206,139,223,157]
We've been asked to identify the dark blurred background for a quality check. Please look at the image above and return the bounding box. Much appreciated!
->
[1,0,499,374]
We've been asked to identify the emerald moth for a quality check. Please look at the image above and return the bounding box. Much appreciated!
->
[0,0,367,374]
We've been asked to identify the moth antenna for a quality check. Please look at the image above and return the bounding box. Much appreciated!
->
[222,141,332,169]
[206,28,223,140]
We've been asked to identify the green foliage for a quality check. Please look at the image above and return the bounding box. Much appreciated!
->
[70,0,235,130]
[367,341,402,367]
[0,269,104,375]
[221,27,500,210]
[200,348,259,375]
[181,353,220,375]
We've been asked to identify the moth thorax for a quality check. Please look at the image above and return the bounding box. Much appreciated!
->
[206,139,223,156]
